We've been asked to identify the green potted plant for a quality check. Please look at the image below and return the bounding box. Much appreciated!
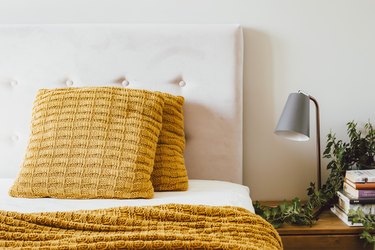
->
[254,121,375,231]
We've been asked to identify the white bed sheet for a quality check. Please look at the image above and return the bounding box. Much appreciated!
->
[0,179,254,213]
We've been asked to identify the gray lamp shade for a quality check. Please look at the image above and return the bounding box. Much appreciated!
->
[275,92,310,141]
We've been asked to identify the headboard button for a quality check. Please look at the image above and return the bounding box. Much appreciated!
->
[10,80,18,87]
[178,80,186,87]
[121,80,129,87]
[66,79,74,87]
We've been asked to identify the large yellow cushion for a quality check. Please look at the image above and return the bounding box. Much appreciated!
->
[152,93,188,191]
[9,87,164,199]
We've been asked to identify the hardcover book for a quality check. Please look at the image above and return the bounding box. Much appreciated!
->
[345,178,375,190]
[337,192,375,215]
[330,205,362,227]
[346,169,375,183]
[337,190,375,204]
[343,182,375,198]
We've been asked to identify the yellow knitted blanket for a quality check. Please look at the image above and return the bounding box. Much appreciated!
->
[0,204,282,249]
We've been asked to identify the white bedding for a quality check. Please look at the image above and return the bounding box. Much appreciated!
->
[0,179,254,213]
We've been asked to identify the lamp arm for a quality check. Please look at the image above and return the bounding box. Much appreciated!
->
[309,95,322,190]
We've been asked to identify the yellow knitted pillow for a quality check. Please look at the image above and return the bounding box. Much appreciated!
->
[9,87,164,199]
[152,93,188,191]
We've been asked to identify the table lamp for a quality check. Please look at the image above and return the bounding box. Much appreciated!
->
[275,91,322,190]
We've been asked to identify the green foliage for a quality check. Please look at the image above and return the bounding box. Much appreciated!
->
[327,121,375,170]
[254,198,315,228]
[254,121,375,231]
[349,209,375,247]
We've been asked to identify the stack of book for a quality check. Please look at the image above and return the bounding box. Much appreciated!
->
[331,169,375,226]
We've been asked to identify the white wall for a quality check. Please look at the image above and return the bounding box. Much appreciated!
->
[1,0,374,200]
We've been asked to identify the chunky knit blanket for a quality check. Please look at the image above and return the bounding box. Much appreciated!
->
[0,204,282,249]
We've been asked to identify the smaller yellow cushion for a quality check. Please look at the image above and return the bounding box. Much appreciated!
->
[152,93,188,191]
[10,87,164,199]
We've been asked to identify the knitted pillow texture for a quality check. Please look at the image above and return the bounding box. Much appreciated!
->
[152,93,188,191]
[9,87,164,199]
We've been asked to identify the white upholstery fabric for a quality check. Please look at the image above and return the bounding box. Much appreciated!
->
[0,24,243,183]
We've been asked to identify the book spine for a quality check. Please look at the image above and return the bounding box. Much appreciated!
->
[358,190,375,198]
[337,190,375,205]
[344,182,375,198]
[349,198,375,204]
[347,178,375,190]
[338,195,375,214]
[356,183,375,190]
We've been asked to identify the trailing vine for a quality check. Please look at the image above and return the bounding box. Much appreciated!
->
[350,209,375,247]
[254,121,375,239]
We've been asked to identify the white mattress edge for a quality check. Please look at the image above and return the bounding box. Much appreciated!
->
[0,179,255,213]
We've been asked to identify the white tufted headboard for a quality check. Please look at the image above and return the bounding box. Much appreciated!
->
[0,24,243,184]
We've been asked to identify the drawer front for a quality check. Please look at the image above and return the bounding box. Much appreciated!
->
[281,234,371,250]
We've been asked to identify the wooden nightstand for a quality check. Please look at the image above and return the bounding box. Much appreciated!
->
[260,201,372,250]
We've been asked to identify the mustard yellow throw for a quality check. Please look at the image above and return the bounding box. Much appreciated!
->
[0,204,282,249]
[10,87,164,199]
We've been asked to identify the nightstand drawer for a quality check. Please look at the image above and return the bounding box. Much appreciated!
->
[259,202,372,250]
[281,234,370,250]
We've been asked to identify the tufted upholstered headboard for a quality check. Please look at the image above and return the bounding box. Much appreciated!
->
[0,24,243,184]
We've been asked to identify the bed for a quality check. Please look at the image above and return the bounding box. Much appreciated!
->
[0,24,281,249]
